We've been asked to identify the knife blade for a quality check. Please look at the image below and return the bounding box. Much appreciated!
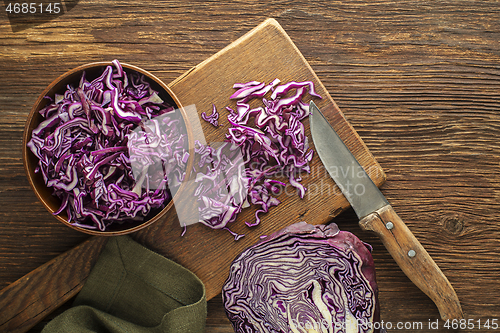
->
[309,100,463,320]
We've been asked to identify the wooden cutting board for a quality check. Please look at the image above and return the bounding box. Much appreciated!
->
[0,18,386,333]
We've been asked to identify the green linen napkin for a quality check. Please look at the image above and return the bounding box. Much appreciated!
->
[42,235,206,333]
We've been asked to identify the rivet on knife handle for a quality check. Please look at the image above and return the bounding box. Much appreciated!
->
[359,205,464,320]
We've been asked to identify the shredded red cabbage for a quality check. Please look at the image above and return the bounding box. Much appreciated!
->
[226,78,320,202]
[201,104,220,127]
[195,79,321,238]
[222,222,382,333]
[191,140,250,240]
[27,60,188,231]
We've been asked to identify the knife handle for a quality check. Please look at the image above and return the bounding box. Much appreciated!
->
[359,204,463,320]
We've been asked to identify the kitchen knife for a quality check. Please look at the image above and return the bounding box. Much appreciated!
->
[309,100,463,320]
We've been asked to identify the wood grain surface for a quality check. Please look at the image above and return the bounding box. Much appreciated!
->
[0,237,108,333]
[133,17,385,301]
[0,18,387,333]
[1,1,500,332]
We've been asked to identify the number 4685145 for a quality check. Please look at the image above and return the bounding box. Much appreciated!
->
[5,3,61,14]
[444,319,499,330]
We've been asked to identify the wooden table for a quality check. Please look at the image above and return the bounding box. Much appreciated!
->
[1,1,499,332]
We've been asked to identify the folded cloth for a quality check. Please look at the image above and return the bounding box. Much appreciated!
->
[42,235,206,333]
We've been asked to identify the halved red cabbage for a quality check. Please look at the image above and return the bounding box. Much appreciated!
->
[195,80,321,237]
[222,222,381,333]
[27,60,188,231]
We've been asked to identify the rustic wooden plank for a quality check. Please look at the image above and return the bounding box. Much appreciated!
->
[133,18,385,302]
[0,18,385,333]
[1,1,500,332]
[0,237,107,333]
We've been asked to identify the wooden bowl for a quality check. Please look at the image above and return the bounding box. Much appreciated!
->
[22,62,194,236]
